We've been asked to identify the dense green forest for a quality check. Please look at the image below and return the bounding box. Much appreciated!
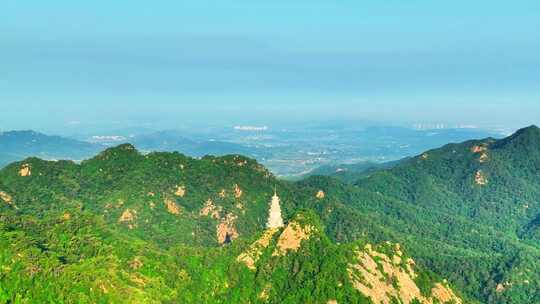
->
[1,126,540,303]
[297,158,407,183]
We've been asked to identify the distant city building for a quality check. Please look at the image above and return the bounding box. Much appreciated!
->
[234,126,269,132]
[413,123,447,130]
[90,135,128,142]
[413,123,480,130]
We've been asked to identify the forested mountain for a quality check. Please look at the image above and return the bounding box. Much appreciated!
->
[0,130,266,171]
[1,126,539,303]
[301,158,407,183]
[131,130,270,159]
[301,125,540,303]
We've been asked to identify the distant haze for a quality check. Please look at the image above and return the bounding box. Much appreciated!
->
[1,1,539,132]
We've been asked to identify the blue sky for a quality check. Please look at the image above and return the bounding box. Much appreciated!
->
[1,1,539,131]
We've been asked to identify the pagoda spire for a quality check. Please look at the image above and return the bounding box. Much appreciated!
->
[267,187,284,229]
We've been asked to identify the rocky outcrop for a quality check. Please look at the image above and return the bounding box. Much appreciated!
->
[118,209,137,229]
[273,221,314,256]
[234,184,243,198]
[471,145,489,163]
[216,213,238,244]
[0,191,17,209]
[475,170,488,185]
[19,164,31,177]
[237,229,278,270]
[164,198,181,215]
[479,153,489,163]
[348,243,462,304]
[431,283,462,303]
[200,199,221,219]
[174,185,186,197]
[129,257,144,270]
[471,145,487,153]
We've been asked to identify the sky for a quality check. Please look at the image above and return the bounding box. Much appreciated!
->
[1,1,539,132]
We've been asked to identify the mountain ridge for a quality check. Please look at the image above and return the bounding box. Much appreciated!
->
[1,126,540,303]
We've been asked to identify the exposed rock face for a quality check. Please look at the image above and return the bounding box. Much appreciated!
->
[0,191,17,209]
[0,191,12,203]
[165,198,181,215]
[431,283,462,303]
[234,184,243,198]
[174,185,186,197]
[273,221,313,256]
[267,191,284,229]
[129,257,143,270]
[216,213,238,244]
[475,170,488,185]
[258,284,271,301]
[479,153,489,163]
[200,199,221,219]
[119,209,136,222]
[472,145,489,163]
[348,244,462,304]
[118,209,137,229]
[495,282,512,293]
[316,190,325,199]
[19,164,31,177]
[237,229,278,270]
[471,145,487,153]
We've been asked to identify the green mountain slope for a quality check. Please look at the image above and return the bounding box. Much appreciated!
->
[0,143,468,303]
[1,126,539,303]
[0,143,286,248]
[298,126,540,303]
[300,158,407,183]
[0,206,464,304]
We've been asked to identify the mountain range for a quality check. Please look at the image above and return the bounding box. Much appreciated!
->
[0,126,501,178]
[0,130,265,170]
[0,130,101,167]
[1,125,539,303]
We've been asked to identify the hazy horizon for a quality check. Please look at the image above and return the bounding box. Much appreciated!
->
[2,1,539,131]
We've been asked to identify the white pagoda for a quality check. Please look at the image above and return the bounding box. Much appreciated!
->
[266,188,284,229]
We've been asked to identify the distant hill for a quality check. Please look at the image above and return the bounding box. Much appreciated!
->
[131,130,270,159]
[0,130,269,170]
[302,158,408,183]
[348,126,503,159]
[356,125,540,235]
[0,130,102,167]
